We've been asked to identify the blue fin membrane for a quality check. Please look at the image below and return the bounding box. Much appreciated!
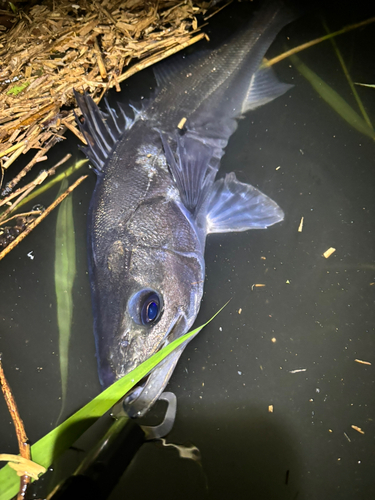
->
[73,90,137,173]
[203,172,284,233]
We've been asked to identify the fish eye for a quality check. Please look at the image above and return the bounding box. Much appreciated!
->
[128,289,163,326]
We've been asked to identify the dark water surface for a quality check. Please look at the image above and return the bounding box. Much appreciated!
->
[1,2,375,499]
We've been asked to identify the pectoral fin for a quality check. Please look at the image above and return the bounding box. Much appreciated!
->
[203,172,284,234]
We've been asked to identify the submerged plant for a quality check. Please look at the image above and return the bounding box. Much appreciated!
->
[289,20,375,141]
[54,178,76,423]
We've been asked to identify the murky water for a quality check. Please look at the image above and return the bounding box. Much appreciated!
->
[1,2,375,499]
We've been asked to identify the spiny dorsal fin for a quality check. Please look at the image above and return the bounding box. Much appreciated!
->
[74,90,138,173]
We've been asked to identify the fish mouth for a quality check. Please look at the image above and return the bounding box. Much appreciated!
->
[123,310,186,418]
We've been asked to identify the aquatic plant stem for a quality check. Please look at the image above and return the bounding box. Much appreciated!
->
[267,16,375,67]
[323,20,373,129]
[289,53,375,140]
[0,355,30,499]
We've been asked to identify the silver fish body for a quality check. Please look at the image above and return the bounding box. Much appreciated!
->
[75,1,293,417]
[87,122,205,389]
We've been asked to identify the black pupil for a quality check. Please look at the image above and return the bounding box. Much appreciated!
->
[147,301,158,321]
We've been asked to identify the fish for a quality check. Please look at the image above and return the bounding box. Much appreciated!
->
[75,1,293,417]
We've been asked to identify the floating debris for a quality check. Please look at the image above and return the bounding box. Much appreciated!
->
[343,432,351,442]
[238,308,242,314]
[323,247,336,259]
[268,404,274,413]
[354,359,371,366]
[0,454,46,481]
[251,283,266,290]
[160,438,201,462]
[0,213,40,250]
[289,368,307,374]
[177,117,187,129]
[351,425,365,435]
[298,216,304,232]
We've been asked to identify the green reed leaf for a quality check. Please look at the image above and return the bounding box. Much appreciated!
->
[55,179,76,423]
[290,53,375,140]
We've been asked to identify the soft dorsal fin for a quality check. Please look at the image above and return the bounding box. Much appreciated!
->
[74,90,138,173]
[203,172,284,233]
[242,65,294,113]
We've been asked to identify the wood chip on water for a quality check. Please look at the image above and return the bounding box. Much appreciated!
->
[298,216,304,232]
[289,368,307,374]
[251,283,266,290]
[238,308,242,314]
[323,247,336,258]
[351,425,365,435]
[268,405,274,413]
[354,359,371,365]
[354,359,371,366]
[177,117,187,129]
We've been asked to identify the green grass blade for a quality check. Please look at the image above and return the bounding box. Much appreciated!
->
[323,21,373,129]
[16,159,88,211]
[355,82,375,89]
[0,302,227,500]
[55,179,76,423]
[290,53,375,140]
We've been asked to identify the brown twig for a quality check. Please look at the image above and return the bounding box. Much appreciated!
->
[204,0,233,21]
[0,354,30,499]
[0,153,72,207]
[0,175,87,261]
[117,33,206,83]
[3,134,64,195]
[0,184,38,223]
[94,37,108,81]
[0,210,42,226]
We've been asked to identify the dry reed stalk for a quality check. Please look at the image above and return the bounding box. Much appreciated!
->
[0,1,214,199]
[0,175,87,261]
[0,355,31,498]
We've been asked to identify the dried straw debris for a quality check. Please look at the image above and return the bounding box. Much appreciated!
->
[0,0,214,195]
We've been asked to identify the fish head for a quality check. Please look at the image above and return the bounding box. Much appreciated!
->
[92,236,205,404]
